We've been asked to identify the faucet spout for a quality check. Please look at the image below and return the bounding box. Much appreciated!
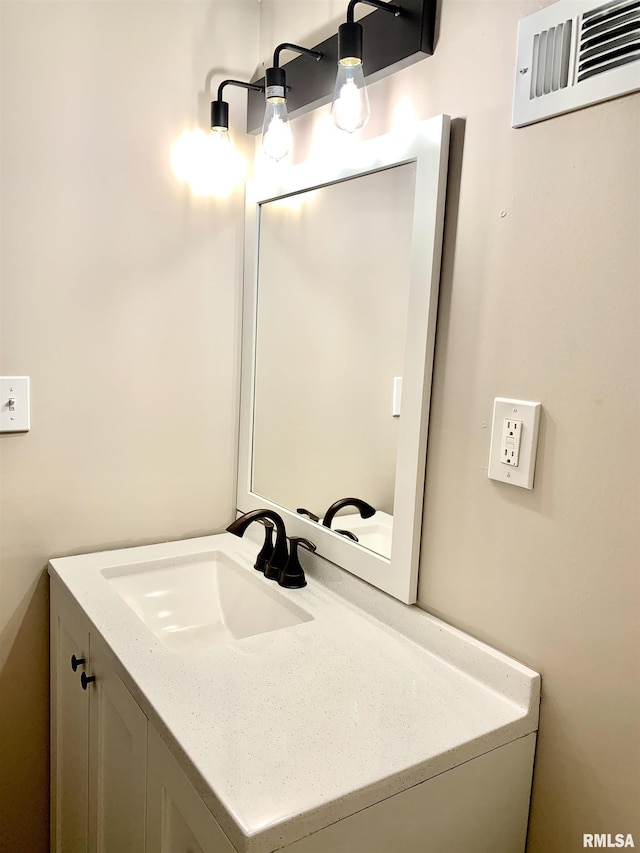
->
[226,509,289,580]
[322,497,376,529]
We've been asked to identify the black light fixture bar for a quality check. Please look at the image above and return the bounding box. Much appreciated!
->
[246,0,436,134]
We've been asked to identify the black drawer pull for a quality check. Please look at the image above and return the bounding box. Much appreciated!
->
[71,655,85,672]
[81,673,96,690]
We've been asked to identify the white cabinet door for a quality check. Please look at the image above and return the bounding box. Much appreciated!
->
[87,632,148,853]
[51,580,148,853]
[146,728,236,853]
[50,582,90,853]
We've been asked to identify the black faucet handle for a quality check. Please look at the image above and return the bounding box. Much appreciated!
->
[278,537,316,589]
[254,519,274,573]
[335,529,359,542]
[296,507,320,522]
[291,537,316,553]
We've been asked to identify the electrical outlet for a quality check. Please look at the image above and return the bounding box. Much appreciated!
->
[501,418,522,466]
[488,398,541,489]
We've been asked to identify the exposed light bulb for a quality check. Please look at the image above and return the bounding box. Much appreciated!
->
[331,60,370,133]
[210,127,232,152]
[262,98,292,162]
[210,126,231,148]
[199,127,243,197]
[260,45,322,161]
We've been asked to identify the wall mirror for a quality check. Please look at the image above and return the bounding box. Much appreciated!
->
[238,115,450,603]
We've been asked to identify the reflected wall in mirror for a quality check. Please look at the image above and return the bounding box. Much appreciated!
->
[239,116,451,603]
[252,162,417,560]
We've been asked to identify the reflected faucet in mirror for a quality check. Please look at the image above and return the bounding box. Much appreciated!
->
[296,499,377,542]
[322,498,376,542]
[322,497,376,530]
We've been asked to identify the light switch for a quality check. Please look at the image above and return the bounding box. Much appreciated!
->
[392,377,402,417]
[488,398,541,489]
[1,377,30,433]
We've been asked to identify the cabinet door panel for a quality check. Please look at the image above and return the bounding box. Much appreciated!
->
[146,728,236,853]
[162,796,209,853]
[50,585,90,853]
[87,638,147,853]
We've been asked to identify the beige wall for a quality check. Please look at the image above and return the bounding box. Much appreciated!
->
[1,1,638,851]
[0,1,258,848]
[258,1,640,851]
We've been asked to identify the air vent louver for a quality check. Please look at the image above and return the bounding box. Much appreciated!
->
[530,21,573,97]
[578,0,640,80]
[513,0,640,127]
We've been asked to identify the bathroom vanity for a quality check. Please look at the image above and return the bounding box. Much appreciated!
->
[49,533,539,853]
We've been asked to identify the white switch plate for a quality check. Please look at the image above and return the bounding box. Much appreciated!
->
[488,398,541,489]
[1,376,30,433]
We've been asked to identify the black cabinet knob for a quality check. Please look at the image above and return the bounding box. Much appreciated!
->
[80,672,96,690]
[71,655,85,672]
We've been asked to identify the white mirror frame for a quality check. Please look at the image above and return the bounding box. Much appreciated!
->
[238,114,450,604]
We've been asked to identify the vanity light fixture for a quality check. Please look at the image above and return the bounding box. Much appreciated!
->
[332,0,402,133]
[211,78,264,144]
[262,43,323,162]
[245,0,436,136]
[170,78,264,198]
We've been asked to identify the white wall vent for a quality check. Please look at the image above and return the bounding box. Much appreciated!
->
[513,0,640,127]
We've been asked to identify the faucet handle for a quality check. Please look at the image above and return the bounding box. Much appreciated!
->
[296,507,320,522]
[278,537,316,589]
[335,529,359,542]
[254,520,274,573]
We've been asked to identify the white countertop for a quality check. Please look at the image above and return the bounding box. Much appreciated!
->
[49,533,540,853]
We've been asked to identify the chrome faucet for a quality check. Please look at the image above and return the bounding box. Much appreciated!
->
[322,497,376,529]
[226,509,289,581]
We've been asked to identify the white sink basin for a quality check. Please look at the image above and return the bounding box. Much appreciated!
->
[101,551,312,653]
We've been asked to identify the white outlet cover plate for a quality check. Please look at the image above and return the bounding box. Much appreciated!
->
[488,397,541,489]
[0,376,30,433]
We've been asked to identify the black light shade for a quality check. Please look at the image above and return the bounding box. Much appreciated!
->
[211,99,229,130]
[338,21,363,62]
[265,66,287,97]
[212,79,264,135]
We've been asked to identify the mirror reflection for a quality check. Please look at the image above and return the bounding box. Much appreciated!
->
[251,162,417,559]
